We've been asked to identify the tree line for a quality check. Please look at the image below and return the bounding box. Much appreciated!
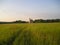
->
[0,19,60,24]
[0,20,28,24]
[33,19,60,23]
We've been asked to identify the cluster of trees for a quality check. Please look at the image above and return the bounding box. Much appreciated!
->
[13,20,28,23]
[33,19,60,23]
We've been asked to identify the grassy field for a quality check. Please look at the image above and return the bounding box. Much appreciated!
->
[0,23,60,45]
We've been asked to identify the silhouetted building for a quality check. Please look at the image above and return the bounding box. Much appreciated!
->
[29,18,33,23]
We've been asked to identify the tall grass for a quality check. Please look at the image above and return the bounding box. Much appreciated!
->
[0,23,60,45]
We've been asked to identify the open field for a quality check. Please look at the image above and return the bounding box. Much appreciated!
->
[0,23,60,45]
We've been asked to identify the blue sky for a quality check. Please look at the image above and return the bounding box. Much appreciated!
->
[0,0,60,21]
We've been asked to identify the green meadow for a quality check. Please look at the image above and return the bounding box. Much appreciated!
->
[0,23,60,45]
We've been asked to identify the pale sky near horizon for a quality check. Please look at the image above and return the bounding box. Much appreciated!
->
[0,0,60,21]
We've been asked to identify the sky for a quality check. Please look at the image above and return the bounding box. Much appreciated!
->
[0,0,60,21]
